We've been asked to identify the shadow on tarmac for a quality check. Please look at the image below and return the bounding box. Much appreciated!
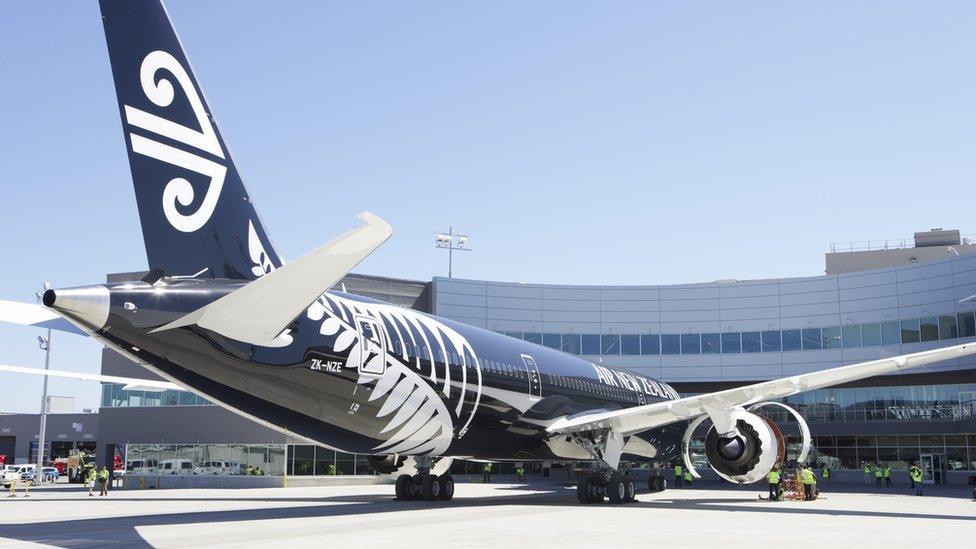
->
[1,483,974,548]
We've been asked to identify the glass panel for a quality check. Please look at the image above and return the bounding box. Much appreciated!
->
[504,331,521,340]
[621,334,640,356]
[661,334,680,355]
[680,333,700,354]
[701,333,720,354]
[919,316,939,342]
[640,334,659,355]
[901,319,920,343]
[882,321,901,345]
[178,391,195,406]
[601,334,620,355]
[842,324,861,347]
[822,326,842,349]
[741,332,761,353]
[581,335,600,355]
[761,330,781,352]
[721,332,740,353]
[782,329,801,351]
[562,334,581,355]
[315,446,335,475]
[958,312,976,337]
[861,323,881,346]
[291,445,314,475]
[939,315,958,339]
[523,333,542,345]
[802,328,822,350]
[542,333,560,349]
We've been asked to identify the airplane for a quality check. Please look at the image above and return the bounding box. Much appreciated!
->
[2,0,976,504]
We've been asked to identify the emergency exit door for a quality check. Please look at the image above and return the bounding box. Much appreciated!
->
[356,316,386,376]
[521,354,542,400]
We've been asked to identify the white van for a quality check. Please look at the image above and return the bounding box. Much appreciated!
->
[159,459,198,475]
[198,461,245,475]
[126,459,158,475]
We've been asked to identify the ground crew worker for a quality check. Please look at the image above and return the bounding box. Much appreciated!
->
[86,467,96,497]
[767,466,781,501]
[909,464,917,488]
[821,466,830,488]
[97,466,109,496]
[863,462,871,485]
[482,462,492,483]
[910,466,924,496]
[516,465,526,482]
[883,464,892,487]
[800,466,817,501]
[674,463,683,487]
[683,470,693,486]
[875,463,883,487]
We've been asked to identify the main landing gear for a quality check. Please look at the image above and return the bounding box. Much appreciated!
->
[395,472,455,501]
[577,470,638,504]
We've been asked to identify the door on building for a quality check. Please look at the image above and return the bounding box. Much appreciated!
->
[920,453,944,484]
[520,354,542,400]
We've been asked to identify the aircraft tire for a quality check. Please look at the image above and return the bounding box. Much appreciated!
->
[624,476,636,502]
[607,473,626,504]
[395,474,413,500]
[437,474,455,501]
[422,473,440,501]
[576,476,596,503]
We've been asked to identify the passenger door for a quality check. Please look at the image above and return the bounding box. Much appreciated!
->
[356,316,387,376]
[521,354,542,400]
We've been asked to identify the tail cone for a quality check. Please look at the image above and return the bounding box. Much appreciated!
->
[43,285,110,332]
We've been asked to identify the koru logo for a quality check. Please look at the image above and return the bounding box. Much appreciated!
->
[123,50,226,233]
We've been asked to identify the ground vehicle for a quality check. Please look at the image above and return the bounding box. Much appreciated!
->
[125,459,158,474]
[1,466,21,488]
[198,461,245,475]
[159,459,198,475]
[66,450,94,484]
[40,467,59,482]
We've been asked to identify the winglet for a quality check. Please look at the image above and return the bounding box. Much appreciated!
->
[154,212,393,347]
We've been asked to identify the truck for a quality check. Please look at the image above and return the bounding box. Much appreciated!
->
[66,450,94,484]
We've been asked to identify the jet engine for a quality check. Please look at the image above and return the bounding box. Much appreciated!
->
[682,402,811,484]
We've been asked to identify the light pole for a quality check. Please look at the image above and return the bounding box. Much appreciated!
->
[35,282,52,483]
[434,227,471,278]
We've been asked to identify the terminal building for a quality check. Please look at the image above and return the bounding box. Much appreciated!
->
[2,229,975,485]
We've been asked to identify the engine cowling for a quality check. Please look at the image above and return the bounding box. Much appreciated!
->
[702,411,782,484]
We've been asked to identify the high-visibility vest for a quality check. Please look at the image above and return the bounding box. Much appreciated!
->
[863,465,871,474]
[675,465,683,475]
[823,469,830,478]
[875,468,883,478]
[683,471,692,481]
[98,469,109,481]
[883,467,891,478]
[483,463,492,473]
[801,469,816,485]
[768,471,780,484]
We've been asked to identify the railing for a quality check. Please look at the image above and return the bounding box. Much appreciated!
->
[828,235,976,253]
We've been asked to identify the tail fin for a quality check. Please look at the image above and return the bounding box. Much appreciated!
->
[99,0,282,279]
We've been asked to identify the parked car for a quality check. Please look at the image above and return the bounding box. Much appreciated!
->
[41,467,59,482]
[1,466,21,488]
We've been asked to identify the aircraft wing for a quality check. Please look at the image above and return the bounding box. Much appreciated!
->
[546,341,976,437]
[0,364,182,392]
[0,300,88,336]
[154,211,392,347]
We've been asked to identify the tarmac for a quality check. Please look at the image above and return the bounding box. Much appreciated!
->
[1,480,974,548]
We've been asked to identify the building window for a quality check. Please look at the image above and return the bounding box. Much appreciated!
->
[542,333,561,349]
[741,332,761,353]
[681,333,700,355]
[920,316,939,342]
[661,334,680,355]
[581,335,600,355]
[621,334,640,355]
[882,321,901,345]
[802,328,822,350]
[822,326,842,349]
[842,324,861,347]
[523,333,542,345]
[721,332,741,354]
[601,334,621,355]
[562,334,581,355]
[958,312,976,337]
[701,333,721,354]
[939,315,958,339]
[640,334,660,355]
[901,319,920,343]
[761,330,781,352]
[861,323,881,346]
[782,329,802,351]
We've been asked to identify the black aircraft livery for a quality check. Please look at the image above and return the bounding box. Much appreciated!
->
[5,0,975,505]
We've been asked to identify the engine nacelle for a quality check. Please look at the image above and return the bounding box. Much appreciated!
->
[703,411,782,484]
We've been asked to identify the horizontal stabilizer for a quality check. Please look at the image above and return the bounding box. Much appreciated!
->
[0,300,88,336]
[154,211,393,346]
[0,363,182,391]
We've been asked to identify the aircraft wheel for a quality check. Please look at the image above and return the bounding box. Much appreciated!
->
[607,473,626,504]
[624,476,637,502]
[437,474,455,501]
[422,474,440,501]
[395,474,413,500]
[577,476,597,503]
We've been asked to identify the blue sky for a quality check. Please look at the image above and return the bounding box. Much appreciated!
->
[1,1,975,413]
